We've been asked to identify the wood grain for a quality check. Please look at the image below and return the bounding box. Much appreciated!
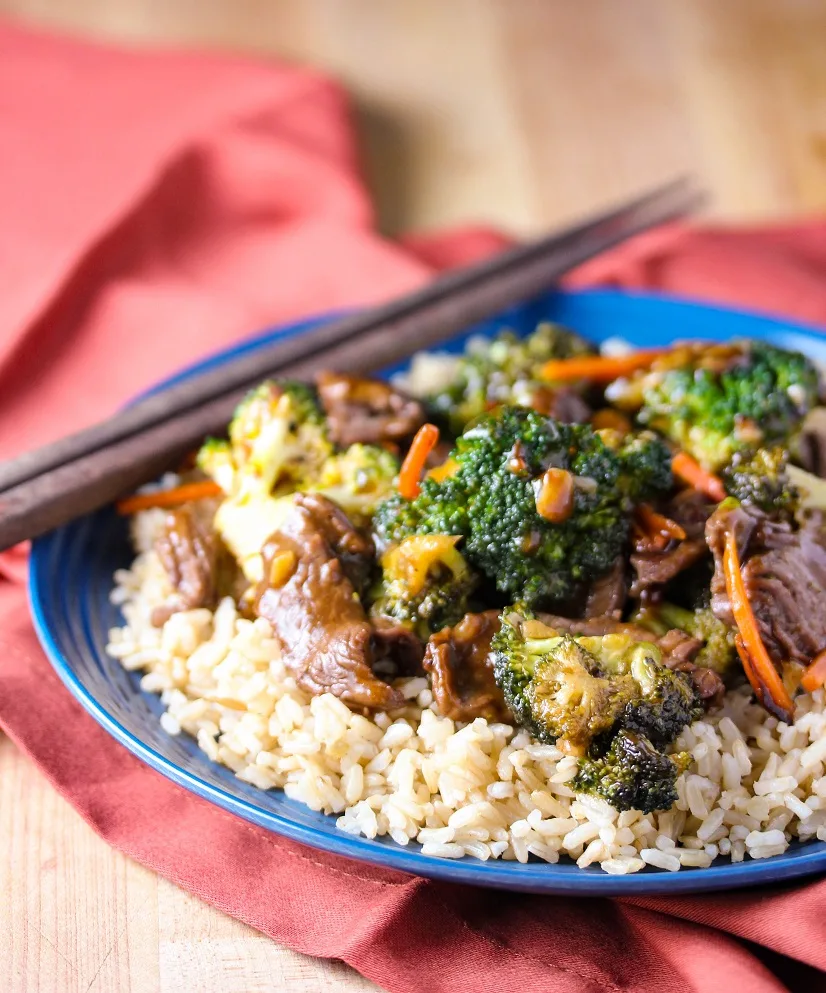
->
[0,0,824,989]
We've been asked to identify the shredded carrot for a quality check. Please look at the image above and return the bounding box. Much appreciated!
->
[116,479,223,515]
[802,648,826,693]
[398,424,440,500]
[671,451,727,503]
[635,503,686,542]
[724,530,794,721]
[540,348,668,383]
[733,633,766,705]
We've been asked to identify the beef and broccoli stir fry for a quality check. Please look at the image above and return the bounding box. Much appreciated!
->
[130,322,826,815]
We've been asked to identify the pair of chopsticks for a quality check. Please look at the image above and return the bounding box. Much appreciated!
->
[0,177,703,551]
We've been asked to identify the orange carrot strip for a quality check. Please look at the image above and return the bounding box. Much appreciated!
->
[724,530,794,721]
[671,451,726,503]
[398,424,440,500]
[635,503,686,541]
[733,634,767,705]
[540,349,668,383]
[116,479,223,515]
[802,648,826,693]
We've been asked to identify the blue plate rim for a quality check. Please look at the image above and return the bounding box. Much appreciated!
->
[28,287,826,895]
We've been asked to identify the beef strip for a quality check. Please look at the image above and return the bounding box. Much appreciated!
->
[371,618,425,676]
[537,614,653,640]
[669,489,717,539]
[583,558,627,619]
[657,628,703,666]
[316,372,425,447]
[152,506,231,626]
[292,491,375,595]
[254,496,410,710]
[423,610,508,722]
[657,628,725,708]
[706,503,826,667]
[630,491,715,597]
[630,539,708,597]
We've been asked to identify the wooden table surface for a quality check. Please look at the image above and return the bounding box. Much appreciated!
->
[1,1,826,990]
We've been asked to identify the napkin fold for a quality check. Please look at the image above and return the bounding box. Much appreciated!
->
[2,20,826,993]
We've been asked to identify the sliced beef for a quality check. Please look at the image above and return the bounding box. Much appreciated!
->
[630,539,708,597]
[152,506,231,626]
[255,496,407,710]
[316,372,425,447]
[630,491,714,598]
[293,492,374,596]
[657,628,703,667]
[686,665,726,708]
[536,613,653,641]
[371,618,425,676]
[657,628,725,708]
[668,489,717,539]
[706,503,826,667]
[583,558,627,619]
[423,610,508,722]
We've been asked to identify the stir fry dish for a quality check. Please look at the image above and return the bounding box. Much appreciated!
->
[108,323,826,872]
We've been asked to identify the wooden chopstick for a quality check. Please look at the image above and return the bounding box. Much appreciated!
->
[0,177,703,550]
[0,177,701,500]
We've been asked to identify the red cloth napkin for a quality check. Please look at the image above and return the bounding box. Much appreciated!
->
[3,21,826,993]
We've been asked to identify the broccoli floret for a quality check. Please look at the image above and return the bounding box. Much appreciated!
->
[722,446,799,516]
[607,341,821,472]
[310,444,399,522]
[428,322,594,435]
[491,611,701,753]
[197,380,335,581]
[604,430,673,503]
[198,380,332,498]
[615,640,702,745]
[573,729,690,814]
[375,407,628,607]
[372,476,470,552]
[491,613,637,748]
[196,437,236,494]
[369,534,477,638]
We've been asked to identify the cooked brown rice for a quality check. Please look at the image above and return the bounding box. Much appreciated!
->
[105,508,826,873]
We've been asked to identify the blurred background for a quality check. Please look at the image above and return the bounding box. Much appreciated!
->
[2,0,826,236]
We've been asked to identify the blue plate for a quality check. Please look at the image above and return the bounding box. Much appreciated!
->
[29,289,826,895]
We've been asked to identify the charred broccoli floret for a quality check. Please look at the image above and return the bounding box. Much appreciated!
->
[374,407,628,607]
[311,444,399,522]
[722,446,799,516]
[427,322,594,435]
[607,341,821,472]
[491,611,701,753]
[573,729,690,814]
[491,614,637,747]
[369,534,477,638]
